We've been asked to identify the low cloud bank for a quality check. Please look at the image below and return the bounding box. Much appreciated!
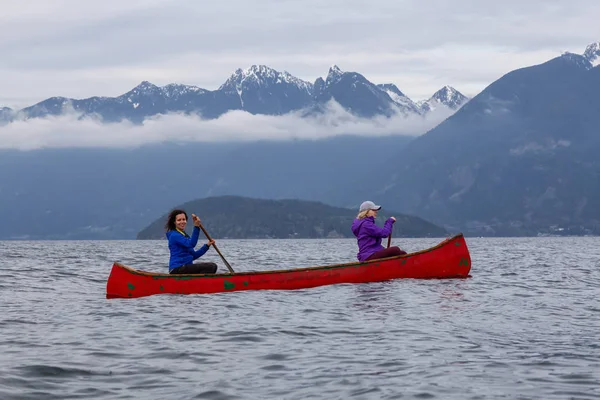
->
[0,101,456,150]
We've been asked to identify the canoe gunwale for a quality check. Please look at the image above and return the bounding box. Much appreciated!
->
[113,233,465,278]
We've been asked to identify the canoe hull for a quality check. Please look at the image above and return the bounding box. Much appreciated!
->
[106,234,471,299]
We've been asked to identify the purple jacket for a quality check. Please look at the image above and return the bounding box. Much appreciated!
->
[351,216,394,262]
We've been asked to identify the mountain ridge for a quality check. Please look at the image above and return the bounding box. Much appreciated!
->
[2,65,468,123]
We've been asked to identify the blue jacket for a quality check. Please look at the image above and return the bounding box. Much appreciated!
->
[351,216,394,262]
[166,227,209,271]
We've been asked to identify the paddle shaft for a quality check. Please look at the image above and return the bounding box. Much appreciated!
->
[197,223,235,273]
[387,218,395,248]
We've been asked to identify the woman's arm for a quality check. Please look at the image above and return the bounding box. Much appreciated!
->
[191,239,215,260]
[192,244,209,260]
[170,226,200,249]
[362,218,394,238]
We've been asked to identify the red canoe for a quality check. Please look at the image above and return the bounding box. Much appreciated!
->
[106,233,471,299]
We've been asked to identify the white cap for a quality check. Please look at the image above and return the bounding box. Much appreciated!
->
[359,201,382,212]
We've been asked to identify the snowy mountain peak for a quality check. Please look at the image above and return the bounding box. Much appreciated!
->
[132,81,160,92]
[219,65,312,94]
[418,86,469,113]
[375,83,420,113]
[227,65,279,82]
[326,65,344,85]
[583,42,600,67]
[235,65,280,82]
[163,83,202,90]
[162,83,205,98]
[329,65,343,75]
[377,83,405,97]
[560,52,591,69]
[247,64,277,76]
[219,65,270,92]
[432,85,464,104]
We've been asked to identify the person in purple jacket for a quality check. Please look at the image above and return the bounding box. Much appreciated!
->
[165,209,218,274]
[351,201,407,262]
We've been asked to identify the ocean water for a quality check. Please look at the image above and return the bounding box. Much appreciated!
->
[0,237,599,399]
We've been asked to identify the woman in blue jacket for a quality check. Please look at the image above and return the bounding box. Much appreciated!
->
[351,201,407,262]
[165,209,218,274]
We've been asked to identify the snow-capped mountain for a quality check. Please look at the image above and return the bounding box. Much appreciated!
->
[583,41,600,67]
[559,42,600,70]
[219,65,313,115]
[162,83,207,99]
[324,65,344,86]
[377,84,421,114]
[14,65,466,122]
[417,86,469,113]
[312,65,407,117]
[220,65,312,95]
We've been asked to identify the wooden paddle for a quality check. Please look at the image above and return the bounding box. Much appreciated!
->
[197,222,235,274]
[387,216,394,248]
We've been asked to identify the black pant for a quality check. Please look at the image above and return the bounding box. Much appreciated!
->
[365,246,407,261]
[170,262,218,274]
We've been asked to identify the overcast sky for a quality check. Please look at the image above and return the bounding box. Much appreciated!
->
[1,0,598,109]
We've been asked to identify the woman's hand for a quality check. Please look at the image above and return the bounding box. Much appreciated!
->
[390,216,396,222]
[192,214,201,227]
[207,239,215,247]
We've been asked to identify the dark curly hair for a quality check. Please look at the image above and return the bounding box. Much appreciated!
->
[165,209,188,231]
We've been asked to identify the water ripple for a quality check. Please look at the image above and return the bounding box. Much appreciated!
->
[0,237,599,399]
